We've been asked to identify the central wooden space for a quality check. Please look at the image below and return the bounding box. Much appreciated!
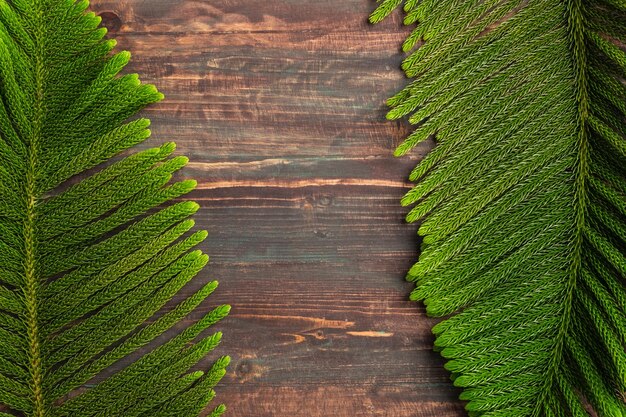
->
[90,1,464,415]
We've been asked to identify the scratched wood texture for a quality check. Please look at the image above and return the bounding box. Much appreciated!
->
[88,1,465,416]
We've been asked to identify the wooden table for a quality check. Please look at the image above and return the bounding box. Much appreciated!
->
[89,1,465,415]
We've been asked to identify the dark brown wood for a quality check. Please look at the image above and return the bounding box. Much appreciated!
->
[88,1,465,415]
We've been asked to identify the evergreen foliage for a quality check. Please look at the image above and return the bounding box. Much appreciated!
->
[371,0,626,415]
[0,0,229,415]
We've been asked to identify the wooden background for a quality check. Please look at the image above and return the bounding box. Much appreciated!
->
[89,1,465,416]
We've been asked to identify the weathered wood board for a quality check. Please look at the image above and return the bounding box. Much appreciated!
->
[88,1,466,415]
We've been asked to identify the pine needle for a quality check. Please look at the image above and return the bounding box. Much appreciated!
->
[0,0,229,415]
[371,0,626,415]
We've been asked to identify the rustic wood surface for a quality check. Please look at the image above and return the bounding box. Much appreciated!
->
[88,1,466,415]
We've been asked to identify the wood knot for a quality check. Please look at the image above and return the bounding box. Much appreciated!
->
[317,194,333,207]
[99,12,123,33]
[314,229,329,239]
[237,360,253,375]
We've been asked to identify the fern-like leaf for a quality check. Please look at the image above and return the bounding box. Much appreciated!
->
[0,0,229,415]
[371,0,625,415]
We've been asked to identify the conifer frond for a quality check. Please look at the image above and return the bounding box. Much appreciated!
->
[0,0,229,415]
[372,0,626,415]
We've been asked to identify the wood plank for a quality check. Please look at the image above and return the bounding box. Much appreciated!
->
[88,0,465,415]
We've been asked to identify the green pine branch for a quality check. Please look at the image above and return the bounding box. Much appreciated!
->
[0,0,229,416]
[371,0,626,415]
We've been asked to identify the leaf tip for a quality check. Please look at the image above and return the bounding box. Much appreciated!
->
[189,370,205,380]
[118,50,132,63]
[196,228,209,241]
[162,141,177,153]
[221,355,232,367]
[408,288,423,300]
[393,147,407,157]
[173,155,190,167]
[181,200,201,215]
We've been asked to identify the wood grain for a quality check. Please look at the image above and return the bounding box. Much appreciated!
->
[88,1,466,415]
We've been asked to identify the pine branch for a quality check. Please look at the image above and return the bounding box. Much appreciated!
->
[371,0,626,415]
[0,0,229,415]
